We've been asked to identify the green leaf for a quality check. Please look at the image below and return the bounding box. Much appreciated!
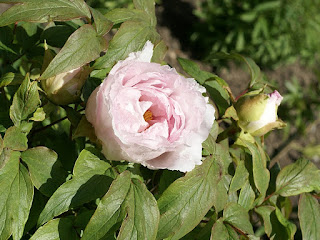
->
[21,147,68,196]
[133,0,156,26]
[223,203,254,235]
[94,21,159,70]
[275,158,320,196]
[211,218,239,240]
[30,217,79,240]
[10,74,40,126]
[229,160,249,192]
[255,206,275,237]
[40,24,107,80]
[275,207,296,239]
[238,180,255,210]
[38,149,113,225]
[30,107,46,122]
[105,8,149,25]
[151,40,167,63]
[82,171,131,240]
[72,115,97,143]
[156,155,222,240]
[204,79,230,115]
[41,24,76,48]
[0,0,91,27]
[3,126,28,151]
[298,193,320,240]
[90,7,113,36]
[209,52,261,88]
[241,140,269,199]
[178,57,215,84]
[117,178,160,240]
[0,72,24,88]
[0,150,34,240]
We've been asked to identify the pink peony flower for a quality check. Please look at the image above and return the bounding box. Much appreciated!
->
[86,41,215,172]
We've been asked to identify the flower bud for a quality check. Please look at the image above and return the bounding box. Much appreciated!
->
[234,90,285,136]
[41,66,91,105]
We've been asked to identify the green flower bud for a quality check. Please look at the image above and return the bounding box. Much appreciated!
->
[234,90,285,136]
[41,66,91,105]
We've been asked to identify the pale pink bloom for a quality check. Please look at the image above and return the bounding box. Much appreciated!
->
[86,41,215,172]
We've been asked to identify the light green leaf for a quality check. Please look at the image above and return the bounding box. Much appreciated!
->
[117,178,160,240]
[209,52,261,88]
[94,21,159,70]
[0,72,24,88]
[3,126,28,151]
[10,74,40,126]
[255,206,275,237]
[30,217,79,240]
[242,140,269,199]
[238,180,255,210]
[40,24,107,80]
[229,160,249,192]
[30,107,46,121]
[204,79,230,115]
[275,158,320,196]
[133,0,156,26]
[210,218,239,240]
[0,0,91,27]
[38,149,113,225]
[105,8,149,25]
[298,193,320,240]
[82,171,131,240]
[156,155,222,240]
[21,147,68,196]
[223,202,254,235]
[90,7,113,36]
[178,57,215,84]
[0,150,34,240]
[151,40,167,63]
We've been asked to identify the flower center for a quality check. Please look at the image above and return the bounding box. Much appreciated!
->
[143,110,153,122]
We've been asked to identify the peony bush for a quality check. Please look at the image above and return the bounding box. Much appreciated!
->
[0,0,319,240]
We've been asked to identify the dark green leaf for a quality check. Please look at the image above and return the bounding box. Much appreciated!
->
[105,8,149,25]
[90,7,113,36]
[209,52,261,88]
[223,203,254,235]
[298,193,320,240]
[72,115,97,143]
[0,150,34,240]
[94,21,159,70]
[117,178,160,240]
[3,126,28,151]
[0,0,91,27]
[211,218,239,240]
[10,74,40,126]
[178,57,215,84]
[41,25,75,48]
[274,207,296,239]
[40,24,107,80]
[275,158,320,196]
[82,171,131,240]
[21,147,68,196]
[16,22,41,50]
[30,217,79,240]
[156,155,222,240]
[38,149,113,225]
[204,79,230,115]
